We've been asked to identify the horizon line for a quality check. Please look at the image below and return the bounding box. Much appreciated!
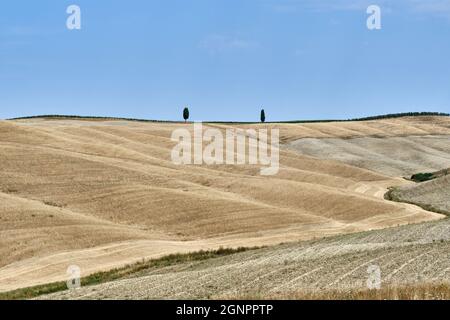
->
[5,112,450,124]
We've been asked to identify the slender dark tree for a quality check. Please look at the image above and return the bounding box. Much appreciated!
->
[183,107,190,123]
[260,109,266,123]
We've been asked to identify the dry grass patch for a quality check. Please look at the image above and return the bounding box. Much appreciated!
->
[0,247,258,300]
[238,283,450,300]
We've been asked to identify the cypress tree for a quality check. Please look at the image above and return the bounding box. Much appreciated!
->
[183,107,189,123]
[260,109,266,123]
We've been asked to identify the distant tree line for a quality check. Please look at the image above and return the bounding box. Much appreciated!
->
[348,112,450,122]
[9,111,449,124]
[8,115,171,123]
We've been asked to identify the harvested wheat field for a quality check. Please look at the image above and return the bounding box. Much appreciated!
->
[288,135,450,177]
[389,172,450,215]
[41,215,450,299]
[1,115,450,295]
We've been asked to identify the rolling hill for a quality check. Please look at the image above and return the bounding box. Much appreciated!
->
[1,115,450,292]
[40,214,450,300]
[389,173,450,215]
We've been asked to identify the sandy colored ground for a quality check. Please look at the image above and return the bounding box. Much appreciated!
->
[390,174,450,214]
[288,135,450,177]
[1,116,450,292]
[42,216,450,299]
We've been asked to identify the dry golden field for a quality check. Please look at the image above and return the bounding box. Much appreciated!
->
[1,116,450,295]
[389,174,450,214]
[41,214,450,300]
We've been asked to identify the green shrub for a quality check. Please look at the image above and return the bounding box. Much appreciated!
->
[411,173,435,182]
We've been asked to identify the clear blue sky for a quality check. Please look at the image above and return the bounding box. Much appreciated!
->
[1,0,449,121]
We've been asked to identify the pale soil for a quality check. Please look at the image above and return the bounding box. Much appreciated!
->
[390,174,450,214]
[1,116,450,292]
[42,216,450,299]
[288,135,450,177]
